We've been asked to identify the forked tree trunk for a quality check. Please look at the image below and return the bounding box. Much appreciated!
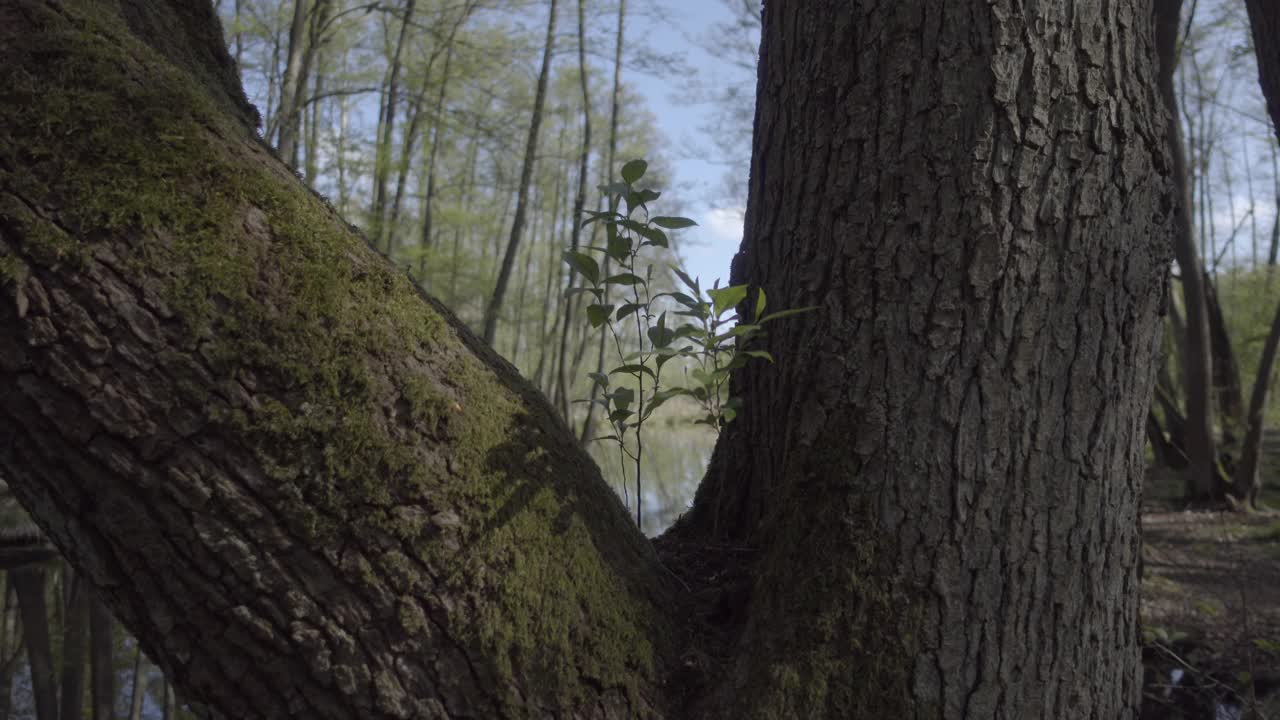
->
[677,0,1171,716]
[0,1,1173,718]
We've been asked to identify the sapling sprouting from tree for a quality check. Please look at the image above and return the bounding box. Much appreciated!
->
[562,159,813,531]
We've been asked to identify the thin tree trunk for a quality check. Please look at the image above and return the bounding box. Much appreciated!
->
[1234,0,1280,507]
[370,0,418,253]
[532,134,568,392]
[126,647,145,720]
[0,579,15,720]
[580,0,625,445]
[161,678,173,720]
[1155,0,1220,503]
[448,133,480,306]
[13,568,56,720]
[89,596,113,720]
[274,0,310,163]
[1232,301,1280,507]
[482,0,559,344]
[417,44,457,278]
[59,570,88,720]
[554,0,593,419]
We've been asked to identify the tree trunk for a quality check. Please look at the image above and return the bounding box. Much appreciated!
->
[482,0,558,345]
[1231,0,1280,507]
[370,0,418,253]
[273,0,310,164]
[0,1,1176,718]
[126,647,146,720]
[89,595,114,720]
[1232,301,1280,507]
[1154,0,1220,503]
[0,3,669,717]
[1203,273,1242,434]
[13,568,56,720]
[59,570,89,720]
[579,0,625,446]
[554,0,593,421]
[677,0,1171,715]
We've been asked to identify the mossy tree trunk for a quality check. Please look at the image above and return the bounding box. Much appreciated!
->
[0,2,670,718]
[678,0,1171,716]
[0,1,1174,719]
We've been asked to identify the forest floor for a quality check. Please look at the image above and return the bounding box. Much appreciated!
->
[1140,469,1280,718]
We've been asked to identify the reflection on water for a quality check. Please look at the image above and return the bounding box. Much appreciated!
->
[588,421,716,535]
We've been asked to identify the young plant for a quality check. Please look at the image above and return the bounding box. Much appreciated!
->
[563,159,813,531]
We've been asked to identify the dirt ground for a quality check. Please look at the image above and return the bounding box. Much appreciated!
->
[1141,472,1280,718]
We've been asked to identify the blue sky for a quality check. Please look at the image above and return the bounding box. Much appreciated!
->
[629,0,756,288]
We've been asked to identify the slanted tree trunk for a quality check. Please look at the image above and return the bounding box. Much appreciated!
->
[482,0,558,345]
[676,0,1171,715]
[1155,0,1220,503]
[0,3,669,717]
[0,1,1173,718]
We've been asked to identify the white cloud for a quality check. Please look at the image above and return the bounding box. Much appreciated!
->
[703,206,746,245]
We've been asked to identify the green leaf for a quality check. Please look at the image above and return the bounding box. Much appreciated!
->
[651,215,698,229]
[611,387,635,410]
[610,363,657,381]
[562,251,600,286]
[743,350,775,363]
[588,372,610,387]
[598,181,630,196]
[609,409,634,423]
[615,303,645,321]
[636,225,669,248]
[587,304,614,328]
[760,306,820,323]
[605,273,646,286]
[708,284,750,316]
[591,434,621,443]
[606,227,631,262]
[671,266,700,295]
[626,189,661,214]
[754,287,766,320]
[621,159,648,184]
[564,286,603,299]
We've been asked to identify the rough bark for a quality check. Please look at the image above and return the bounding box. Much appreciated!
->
[482,0,558,345]
[679,0,1172,716]
[0,1,1180,719]
[0,3,671,718]
[1155,0,1221,503]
